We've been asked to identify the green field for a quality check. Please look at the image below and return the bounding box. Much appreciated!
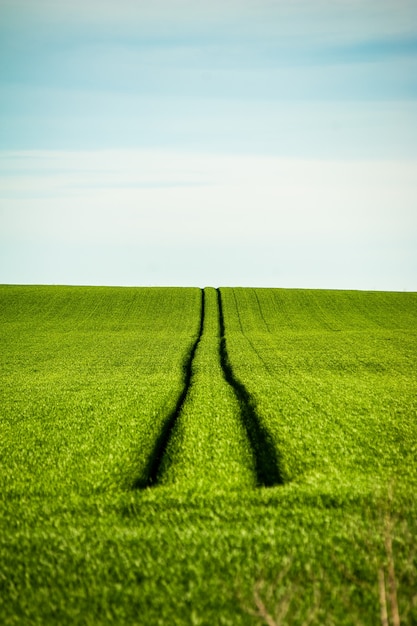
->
[1,285,416,625]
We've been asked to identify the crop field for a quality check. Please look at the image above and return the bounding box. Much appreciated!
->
[1,285,416,625]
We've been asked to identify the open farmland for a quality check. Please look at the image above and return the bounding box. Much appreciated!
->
[1,285,416,625]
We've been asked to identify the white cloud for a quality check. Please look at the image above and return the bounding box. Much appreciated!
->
[1,150,416,251]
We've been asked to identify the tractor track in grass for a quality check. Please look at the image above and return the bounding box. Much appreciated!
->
[137,287,282,489]
[134,289,206,488]
[217,289,283,487]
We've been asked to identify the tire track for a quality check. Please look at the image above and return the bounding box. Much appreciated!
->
[134,288,205,488]
[137,287,282,489]
[253,288,271,333]
[217,289,284,487]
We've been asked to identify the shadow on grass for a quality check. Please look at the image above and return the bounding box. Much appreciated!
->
[217,288,284,487]
[133,289,205,488]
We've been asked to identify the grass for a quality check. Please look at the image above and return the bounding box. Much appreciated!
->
[0,285,202,494]
[220,288,417,488]
[0,285,416,625]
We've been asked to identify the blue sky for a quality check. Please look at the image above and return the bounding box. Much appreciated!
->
[1,0,416,289]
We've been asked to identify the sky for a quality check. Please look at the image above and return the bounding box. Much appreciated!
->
[1,0,416,289]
